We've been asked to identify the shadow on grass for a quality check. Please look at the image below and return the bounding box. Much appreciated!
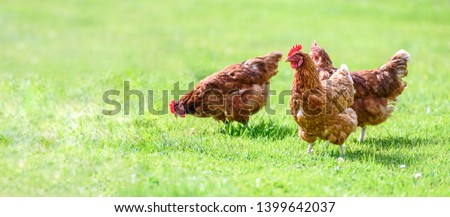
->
[347,136,437,166]
[218,119,297,140]
[361,136,435,149]
[347,150,423,166]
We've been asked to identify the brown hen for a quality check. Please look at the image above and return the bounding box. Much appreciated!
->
[310,41,410,141]
[287,44,357,155]
[170,51,282,124]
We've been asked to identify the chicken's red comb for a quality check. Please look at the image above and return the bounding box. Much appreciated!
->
[288,44,303,57]
[169,100,175,114]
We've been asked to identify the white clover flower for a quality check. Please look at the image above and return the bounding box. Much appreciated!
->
[255,178,261,188]
[131,173,137,183]
[54,171,61,180]
[414,173,422,179]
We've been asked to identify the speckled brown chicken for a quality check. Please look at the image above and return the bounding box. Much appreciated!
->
[170,51,282,124]
[310,41,410,141]
[286,44,357,155]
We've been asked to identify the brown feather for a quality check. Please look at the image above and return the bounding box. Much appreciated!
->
[172,51,283,123]
[288,50,357,146]
[310,44,410,127]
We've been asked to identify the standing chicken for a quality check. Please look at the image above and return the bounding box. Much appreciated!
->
[310,41,410,141]
[286,44,357,155]
[170,51,283,124]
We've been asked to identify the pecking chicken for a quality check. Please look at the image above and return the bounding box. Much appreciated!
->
[310,41,410,141]
[286,44,357,155]
[169,51,283,124]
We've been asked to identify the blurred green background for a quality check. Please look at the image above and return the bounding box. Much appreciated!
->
[0,0,449,196]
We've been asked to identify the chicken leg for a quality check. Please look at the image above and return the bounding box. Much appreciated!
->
[339,145,345,156]
[359,126,366,142]
[307,143,313,154]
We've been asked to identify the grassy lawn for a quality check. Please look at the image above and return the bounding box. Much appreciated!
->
[1,0,449,196]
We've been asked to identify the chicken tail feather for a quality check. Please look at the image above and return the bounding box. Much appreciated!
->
[381,49,410,78]
[338,63,353,84]
[263,51,283,73]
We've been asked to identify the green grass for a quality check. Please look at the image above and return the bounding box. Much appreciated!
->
[1,0,449,196]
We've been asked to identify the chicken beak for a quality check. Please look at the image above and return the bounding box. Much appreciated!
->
[285,56,293,63]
